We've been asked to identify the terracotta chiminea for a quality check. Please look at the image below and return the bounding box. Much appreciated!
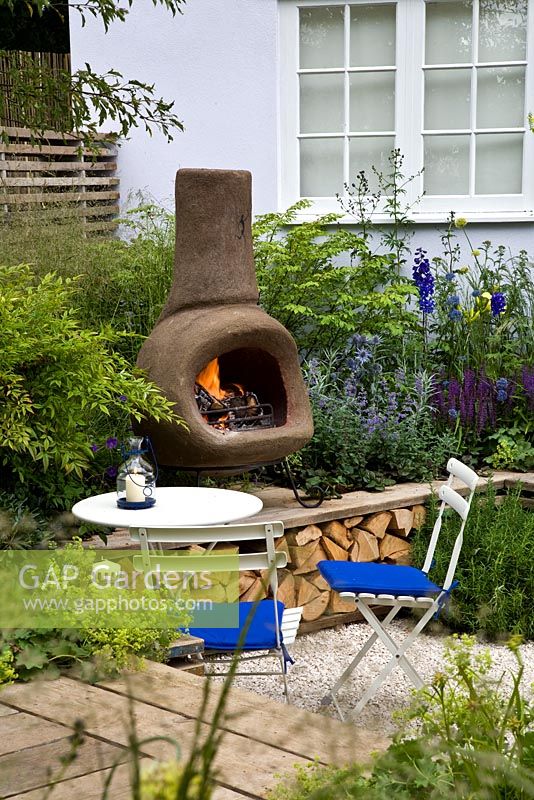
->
[135,168,314,469]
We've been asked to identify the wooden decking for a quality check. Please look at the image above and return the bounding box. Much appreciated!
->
[0,661,388,799]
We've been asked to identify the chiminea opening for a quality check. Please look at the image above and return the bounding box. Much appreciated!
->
[135,168,313,470]
[195,348,287,432]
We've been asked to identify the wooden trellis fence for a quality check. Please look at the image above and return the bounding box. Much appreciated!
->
[0,52,119,233]
[0,126,119,233]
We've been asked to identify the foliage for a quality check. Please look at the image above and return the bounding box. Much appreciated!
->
[0,647,17,687]
[0,263,181,509]
[0,625,174,685]
[422,218,534,379]
[269,635,534,800]
[290,337,458,495]
[0,492,54,549]
[253,170,417,361]
[0,203,175,364]
[0,539,183,685]
[412,485,534,640]
[0,0,185,147]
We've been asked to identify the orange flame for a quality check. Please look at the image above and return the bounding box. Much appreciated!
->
[196,358,244,400]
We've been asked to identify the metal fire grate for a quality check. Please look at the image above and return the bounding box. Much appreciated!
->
[204,402,275,432]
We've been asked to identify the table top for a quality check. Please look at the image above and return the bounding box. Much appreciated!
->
[72,486,263,529]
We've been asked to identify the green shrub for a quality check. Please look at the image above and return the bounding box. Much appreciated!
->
[0,539,183,685]
[253,198,417,360]
[269,636,534,800]
[0,263,181,510]
[0,202,175,364]
[412,484,534,640]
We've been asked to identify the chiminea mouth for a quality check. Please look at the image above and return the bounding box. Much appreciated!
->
[194,347,287,432]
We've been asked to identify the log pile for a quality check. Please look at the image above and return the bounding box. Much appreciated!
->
[232,504,427,623]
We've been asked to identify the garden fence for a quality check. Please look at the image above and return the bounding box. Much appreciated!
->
[0,125,119,234]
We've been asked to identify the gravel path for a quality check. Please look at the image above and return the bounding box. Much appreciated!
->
[212,620,534,735]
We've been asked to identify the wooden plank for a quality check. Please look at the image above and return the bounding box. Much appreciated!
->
[0,677,315,798]
[4,160,117,172]
[2,176,119,187]
[97,662,388,767]
[212,787,252,800]
[1,126,113,141]
[0,711,69,756]
[7,761,145,800]
[2,190,120,204]
[0,737,128,798]
[0,704,18,717]
[7,764,247,800]
[250,473,506,531]
[0,144,115,157]
[168,635,204,659]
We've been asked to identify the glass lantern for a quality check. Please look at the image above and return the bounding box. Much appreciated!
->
[116,436,156,507]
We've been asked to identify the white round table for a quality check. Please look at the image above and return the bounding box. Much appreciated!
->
[72,486,263,529]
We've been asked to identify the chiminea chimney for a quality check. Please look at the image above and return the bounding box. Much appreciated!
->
[136,168,313,469]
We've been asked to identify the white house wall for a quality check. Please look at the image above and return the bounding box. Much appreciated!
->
[69,0,534,255]
[69,0,280,212]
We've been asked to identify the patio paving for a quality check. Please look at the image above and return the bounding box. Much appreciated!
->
[0,660,388,799]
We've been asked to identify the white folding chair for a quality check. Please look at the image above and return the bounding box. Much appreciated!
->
[130,520,295,701]
[318,458,479,720]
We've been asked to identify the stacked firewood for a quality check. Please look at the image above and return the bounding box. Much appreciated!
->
[236,505,426,622]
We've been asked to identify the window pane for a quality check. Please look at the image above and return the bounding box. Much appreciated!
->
[350,4,396,67]
[477,67,525,129]
[425,69,471,130]
[349,136,395,190]
[479,0,527,62]
[350,72,395,132]
[424,135,470,194]
[299,6,344,69]
[425,2,472,65]
[300,74,344,134]
[300,138,344,196]
[476,133,523,194]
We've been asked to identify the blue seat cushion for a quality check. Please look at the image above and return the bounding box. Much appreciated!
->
[187,599,284,651]
[318,561,442,597]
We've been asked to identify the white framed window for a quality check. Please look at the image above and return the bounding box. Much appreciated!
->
[279,0,534,222]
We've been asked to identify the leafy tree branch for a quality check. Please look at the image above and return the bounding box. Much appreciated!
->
[0,0,186,144]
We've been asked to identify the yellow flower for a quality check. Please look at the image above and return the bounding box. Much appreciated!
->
[472,249,481,257]
[455,217,468,228]
[457,267,469,274]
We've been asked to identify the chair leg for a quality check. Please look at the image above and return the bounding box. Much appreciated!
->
[357,603,427,688]
[321,605,402,720]
[347,601,437,715]
[279,651,290,703]
[323,600,438,719]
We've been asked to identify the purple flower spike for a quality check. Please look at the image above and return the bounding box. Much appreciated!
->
[491,292,506,316]
[448,309,462,321]
[105,437,118,450]
[105,465,118,479]
[118,395,127,403]
[412,248,435,314]
[90,444,99,453]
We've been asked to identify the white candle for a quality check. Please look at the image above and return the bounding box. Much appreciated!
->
[125,471,146,503]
